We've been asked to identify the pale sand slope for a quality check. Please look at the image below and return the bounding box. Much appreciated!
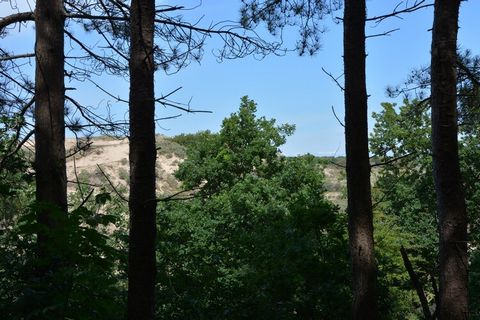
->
[65,138,182,195]
[63,138,346,206]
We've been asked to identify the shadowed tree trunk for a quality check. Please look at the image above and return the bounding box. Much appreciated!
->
[127,0,157,319]
[343,0,378,318]
[34,0,67,264]
[430,1,468,319]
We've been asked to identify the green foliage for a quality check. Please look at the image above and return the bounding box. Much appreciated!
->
[371,100,438,260]
[118,167,129,182]
[158,97,350,319]
[370,96,480,318]
[169,132,212,150]
[0,116,34,224]
[0,195,126,319]
[156,135,187,158]
[176,96,295,195]
[0,123,127,319]
[370,100,439,318]
[374,212,426,319]
[318,156,346,168]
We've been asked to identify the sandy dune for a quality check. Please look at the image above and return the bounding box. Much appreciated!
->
[65,138,182,195]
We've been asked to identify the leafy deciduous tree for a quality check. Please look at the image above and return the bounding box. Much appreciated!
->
[158,97,350,319]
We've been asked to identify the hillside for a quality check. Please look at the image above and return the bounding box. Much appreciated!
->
[66,136,184,197]
[65,136,347,206]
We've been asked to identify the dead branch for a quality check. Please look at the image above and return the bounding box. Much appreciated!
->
[0,129,34,172]
[65,141,94,159]
[322,67,344,91]
[0,11,35,32]
[366,1,433,24]
[366,28,400,39]
[72,156,85,200]
[85,79,129,104]
[74,188,95,210]
[370,152,416,168]
[96,164,128,202]
[0,53,35,61]
[457,59,480,87]
[331,105,345,128]
[400,246,433,320]
[156,188,200,202]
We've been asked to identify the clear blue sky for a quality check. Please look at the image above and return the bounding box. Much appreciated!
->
[1,1,479,156]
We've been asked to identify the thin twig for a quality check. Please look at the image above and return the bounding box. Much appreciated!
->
[67,180,102,188]
[0,129,34,172]
[65,141,93,159]
[96,164,128,202]
[0,53,35,61]
[86,79,129,104]
[370,152,415,168]
[366,1,433,23]
[322,67,344,91]
[75,188,95,210]
[366,28,400,39]
[73,156,84,200]
[156,188,199,202]
[457,59,480,87]
[331,106,345,128]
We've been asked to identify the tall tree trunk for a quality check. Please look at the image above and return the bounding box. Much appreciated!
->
[127,0,157,319]
[431,1,468,319]
[343,1,378,318]
[34,0,67,264]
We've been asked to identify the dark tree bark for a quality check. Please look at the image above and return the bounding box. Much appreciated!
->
[343,0,378,318]
[34,0,67,262]
[127,0,157,319]
[430,1,468,319]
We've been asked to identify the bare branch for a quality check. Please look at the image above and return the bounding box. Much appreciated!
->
[326,157,346,169]
[0,53,35,61]
[0,129,34,172]
[156,188,200,202]
[370,152,416,168]
[400,246,433,320]
[64,29,126,74]
[66,141,94,159]
[0,69,34,94]
[158,86,182,100]
[72,156,85,200]
[366,1,433,23]
[65,94,130,136]
[66,13,128,22]
[0,12,35,32]
[67,180,102,188]
[156,98,212,114]
[366,28,400,39]
[457,59,480,87]
[155,6,184,13]
[331,106,345,128]
[65,12,279,58]
[96,164,128,202]
[322,67,344,91]
[73,188,95,211]
[86,79,129,104]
